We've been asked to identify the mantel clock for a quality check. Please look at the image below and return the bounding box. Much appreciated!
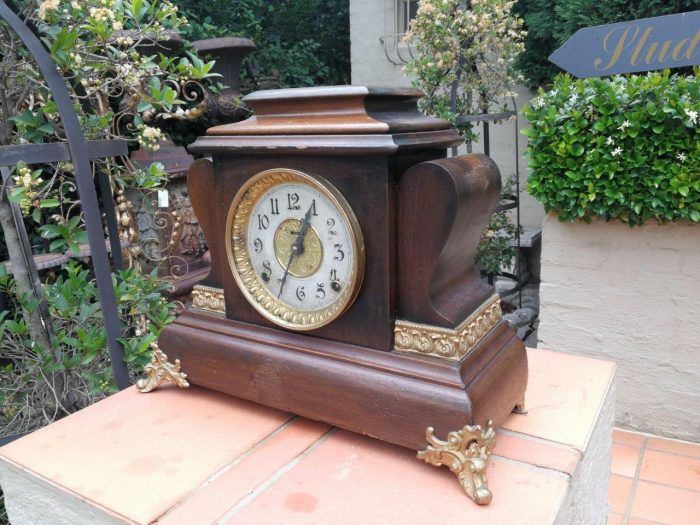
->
[140,86,528,504]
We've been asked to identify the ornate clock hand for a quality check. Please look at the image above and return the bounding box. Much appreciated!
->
[278,204,315,299]
[277,248,296,299]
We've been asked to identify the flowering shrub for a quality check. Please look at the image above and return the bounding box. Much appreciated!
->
[0,0,212,447]
[404,0,525,141]
[0,262,176,435]
[525,71,700,225]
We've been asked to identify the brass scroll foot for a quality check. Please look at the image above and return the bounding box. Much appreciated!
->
[137,343,190,393]
[417,420,496,505]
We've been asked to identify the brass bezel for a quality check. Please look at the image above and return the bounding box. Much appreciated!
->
[226,168,365,331]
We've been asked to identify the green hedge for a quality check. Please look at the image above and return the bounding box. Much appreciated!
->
[524,71,700,225]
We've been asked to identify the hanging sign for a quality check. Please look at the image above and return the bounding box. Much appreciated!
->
[549,10,700,77]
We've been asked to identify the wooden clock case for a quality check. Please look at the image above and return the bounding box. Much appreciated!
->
[158,86,527,452]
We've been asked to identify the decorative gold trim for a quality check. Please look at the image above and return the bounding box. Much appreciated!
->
[417,420,496,505]
[226,168,365,331]
[137,343,190,393]
[191,284,225,314]
[394,295,502,360]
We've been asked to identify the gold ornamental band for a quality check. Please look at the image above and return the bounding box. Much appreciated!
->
[191,284,226,315]
[393,294,502,361]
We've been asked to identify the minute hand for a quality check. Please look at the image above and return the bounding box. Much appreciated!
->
[277,204,314,299]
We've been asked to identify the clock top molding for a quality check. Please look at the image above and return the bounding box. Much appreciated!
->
[189,86,463,156]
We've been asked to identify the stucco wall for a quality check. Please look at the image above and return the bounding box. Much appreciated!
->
[349,0,544,229]
[538,215,700,441]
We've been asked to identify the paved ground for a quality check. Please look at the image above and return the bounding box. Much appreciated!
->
[609,429,700,525]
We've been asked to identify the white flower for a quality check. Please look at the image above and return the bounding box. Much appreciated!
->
[611,147,623,157]
[89,7,114,22]
[606,137,614,145]
[38,0,59,20]
[531,97,544,109]
[677,153,687,162]
[618,120,631,131]
[685,109,698,125]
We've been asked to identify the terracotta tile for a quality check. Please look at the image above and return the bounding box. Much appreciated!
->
[158,419,331,524]
[612,443,642,478]
[608,474,634,514]
[630,481,700,525]
[607,512,624,525]
[0,386,293,525]
[647,437,700,459]
[613,429,645,448]
[503,348,615,450]
[639,449,700,492]
[493,431,581,475]
[626,519,657,525]
[227,429,569,525]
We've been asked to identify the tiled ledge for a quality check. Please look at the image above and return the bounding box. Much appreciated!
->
[609,428,700,525]
[0,348,615,525]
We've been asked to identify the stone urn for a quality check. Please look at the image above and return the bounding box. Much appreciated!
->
[193,37,256,124]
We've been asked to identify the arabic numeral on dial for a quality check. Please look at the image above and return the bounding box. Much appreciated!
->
[270,198,280,215]
[333,243,345,261]
[327,217,337,236]
[287,192,300,210]
[261,260,272,283]
[311,199,318,216]
[257,214,270,230]
[296,285,306,302]
[315,283,326,299]
[253,238,263,253]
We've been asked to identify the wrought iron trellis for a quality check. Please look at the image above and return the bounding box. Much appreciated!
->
[0,0,131,406]
[449,88,524,306]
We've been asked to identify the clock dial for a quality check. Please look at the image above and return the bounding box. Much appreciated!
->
[227,168,365,330]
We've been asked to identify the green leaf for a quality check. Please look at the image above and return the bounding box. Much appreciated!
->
[570,143,584,156]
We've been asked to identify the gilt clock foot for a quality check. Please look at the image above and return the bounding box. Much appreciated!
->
[417,420,496,505]
[137,343,190,393]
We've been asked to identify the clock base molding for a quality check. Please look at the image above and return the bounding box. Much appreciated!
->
[157,310,527,450]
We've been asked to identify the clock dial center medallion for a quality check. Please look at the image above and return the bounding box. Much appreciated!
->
[273,219,323,278]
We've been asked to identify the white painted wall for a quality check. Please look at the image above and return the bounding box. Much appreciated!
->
[349,0,544,229]
[538,215,700,441]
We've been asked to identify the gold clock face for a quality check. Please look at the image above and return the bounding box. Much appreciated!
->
[226,168,365,331]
